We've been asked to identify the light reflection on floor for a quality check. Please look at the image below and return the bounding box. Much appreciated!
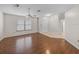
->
[45,49,50,54]
[16,36,32,53]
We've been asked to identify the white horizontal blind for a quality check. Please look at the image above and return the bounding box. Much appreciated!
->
[17,19,32,31]
[17,20,24,31]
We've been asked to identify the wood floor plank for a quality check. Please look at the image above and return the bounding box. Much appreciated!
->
[0,33,78,54]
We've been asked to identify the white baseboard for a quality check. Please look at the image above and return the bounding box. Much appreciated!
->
[0,32,37,41]
[4,32,37,38]
[65,39,79,49]
[39,32,79,49]
[1,32,78,49]
[39,32,64,39]
[0,36,5,41]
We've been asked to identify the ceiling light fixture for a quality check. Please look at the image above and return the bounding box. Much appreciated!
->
[27,8,41,20]
[27,8,32,17]
[14,4,20,8]
[14,4,40,19]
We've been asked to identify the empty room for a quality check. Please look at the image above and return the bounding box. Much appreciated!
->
[0,4,79,54]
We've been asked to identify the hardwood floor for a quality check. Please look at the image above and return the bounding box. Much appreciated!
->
[0,33,78,54]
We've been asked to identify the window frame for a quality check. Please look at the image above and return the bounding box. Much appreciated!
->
[16,19,32,31]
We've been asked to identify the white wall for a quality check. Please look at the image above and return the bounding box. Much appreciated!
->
[4,13,37,37]
[65,6,79,49]
[39,15,63,34]
[3,12,64,39]
[39,14,64,38]
[48,15,63,35]
[0,12,4,41]
[39,17,49,32]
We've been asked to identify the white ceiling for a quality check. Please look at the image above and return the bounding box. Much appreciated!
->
[0,4,76,16]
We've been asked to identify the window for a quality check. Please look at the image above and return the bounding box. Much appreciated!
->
[17,19,32,31]
[17,20,24,31]
[25,19,32,30]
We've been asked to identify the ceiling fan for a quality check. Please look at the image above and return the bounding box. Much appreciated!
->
[14,4,40,18]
